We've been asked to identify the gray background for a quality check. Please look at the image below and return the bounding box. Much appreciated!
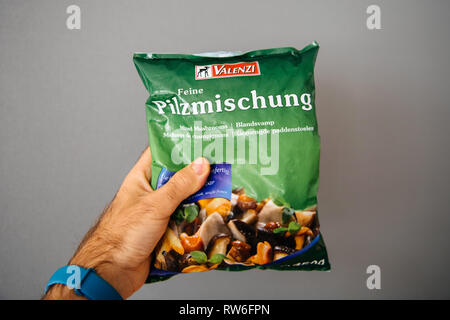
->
[1,0,449,299]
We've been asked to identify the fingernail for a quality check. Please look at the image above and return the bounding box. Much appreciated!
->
[192,157,206,175]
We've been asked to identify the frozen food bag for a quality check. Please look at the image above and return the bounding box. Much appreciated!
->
[133,41,330,283]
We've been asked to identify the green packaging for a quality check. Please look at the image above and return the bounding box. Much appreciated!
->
[133,41,330,283]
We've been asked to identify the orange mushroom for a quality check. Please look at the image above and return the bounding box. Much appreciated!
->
[247,241,273,265]
[294,226,313,250]
[197,198,213,209]
[203,198,232,218]
[181,265,210,273]
[181,264,219,273]
[294,235,305,250]
[180,232,204,253]
[298,226,313,236]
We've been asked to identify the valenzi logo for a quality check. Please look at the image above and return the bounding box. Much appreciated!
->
[195,61,260,80]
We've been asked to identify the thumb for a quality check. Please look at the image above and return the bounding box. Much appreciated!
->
[152,157,210,215]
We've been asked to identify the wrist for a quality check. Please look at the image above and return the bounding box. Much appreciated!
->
[43,284,87,300]
[69,231,132,298]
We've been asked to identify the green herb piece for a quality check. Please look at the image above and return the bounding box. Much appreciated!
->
[173,207,185,225]
[282,207,295,224]
[173,203,199,224]
[273,227,288,235]
[288,221,301,235]
[208,253,227,265]
[190,251,207,264]
[184,204,199,223]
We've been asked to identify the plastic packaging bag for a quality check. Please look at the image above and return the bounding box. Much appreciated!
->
[133,41,330,283]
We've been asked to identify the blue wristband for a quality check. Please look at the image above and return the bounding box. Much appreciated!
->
[45,265,123,300]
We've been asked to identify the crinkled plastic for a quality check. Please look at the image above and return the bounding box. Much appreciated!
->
[133,41,330,283]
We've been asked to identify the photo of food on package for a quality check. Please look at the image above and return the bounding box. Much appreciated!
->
[154,183,321,273]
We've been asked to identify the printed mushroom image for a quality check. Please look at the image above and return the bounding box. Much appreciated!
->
[198,198,232,220]
[226,240,251,262]
[152,188,321,272]
[257,199,284,227]
[248,241,273,265]
[294,226,314,250]
[227,219,256,246]
[154,227,184,269]
[236,194,257,212]
[181,265,210,273]
[198,212,231,248]
[162,250,182,272]
[179,232,203,253]
[294,209,316,227]
[207,234,231,259]
[240,209,258,225]
[256,225,296,249]
[179,253,198,270]
[273,246,295,261]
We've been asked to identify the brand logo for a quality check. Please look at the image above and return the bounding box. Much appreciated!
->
[195,61,260,80]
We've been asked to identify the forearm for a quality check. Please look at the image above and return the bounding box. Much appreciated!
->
[43,149,209,300]
[43,214,132,300]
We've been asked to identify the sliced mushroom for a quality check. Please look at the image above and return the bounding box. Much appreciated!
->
[227,219,256,247]
[241,209,257,225]
[273,246,295,261]
[227,240,251,262]
[294,210,316,227]
[207,234,231,259]
[197,211,231,249]
[166,227,185,254]
[228,220,245,242]
[154,227,184,269]
[257,199,284,227]
[198,208,207,223]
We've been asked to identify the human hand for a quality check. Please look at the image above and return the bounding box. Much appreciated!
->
[44,147,210,299]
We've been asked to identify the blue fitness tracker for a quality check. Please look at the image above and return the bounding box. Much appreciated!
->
[45,265,123,300]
